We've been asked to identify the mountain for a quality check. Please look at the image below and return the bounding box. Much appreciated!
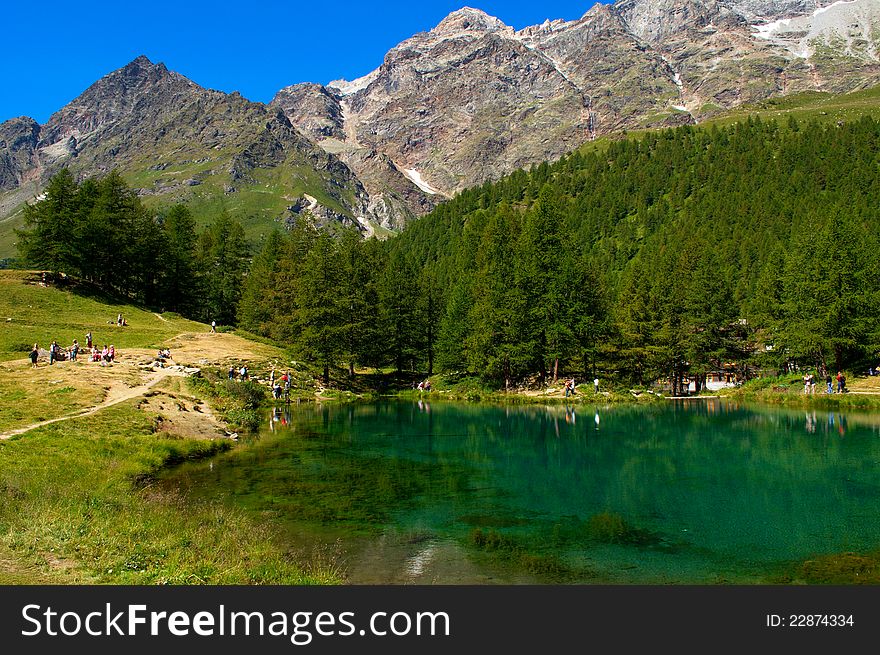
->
[2,1,880,257]
[0,56,386,250]
[309,0,880,198]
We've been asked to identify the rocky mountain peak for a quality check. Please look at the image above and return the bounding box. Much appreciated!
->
[432,6,510,36]
[39,55,189,150]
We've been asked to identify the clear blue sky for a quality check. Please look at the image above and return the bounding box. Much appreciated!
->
[1,1,601,124]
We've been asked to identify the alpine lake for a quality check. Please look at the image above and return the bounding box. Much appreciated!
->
[157,398,880,584]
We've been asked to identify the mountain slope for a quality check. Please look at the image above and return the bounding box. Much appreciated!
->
[3,1,880,259]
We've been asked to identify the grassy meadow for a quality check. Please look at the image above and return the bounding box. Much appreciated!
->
[0,270,338,584]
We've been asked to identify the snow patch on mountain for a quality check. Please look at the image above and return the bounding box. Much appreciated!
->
[402,168,442,195]
[328,70,379,97]
[751,0,878,60]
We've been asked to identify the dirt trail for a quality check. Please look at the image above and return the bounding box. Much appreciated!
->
[0,367,184,440]
[0,329,284,442]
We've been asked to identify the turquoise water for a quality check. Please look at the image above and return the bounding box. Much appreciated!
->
[160,399,880,583]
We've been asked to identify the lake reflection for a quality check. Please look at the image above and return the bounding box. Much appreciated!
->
[161,399,880,584]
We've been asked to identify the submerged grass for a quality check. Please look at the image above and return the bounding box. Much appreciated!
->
[769,549,880,584]
[0,402,340,584]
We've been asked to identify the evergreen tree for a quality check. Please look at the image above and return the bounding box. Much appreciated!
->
[197,214,250,326]
[16,169,80,274]
[161,204,199,314]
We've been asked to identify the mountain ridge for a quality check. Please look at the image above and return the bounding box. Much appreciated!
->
[3,0,880,256]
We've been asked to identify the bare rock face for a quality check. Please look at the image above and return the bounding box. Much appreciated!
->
[272,83,346,141]
[0,117,41,191]
[327,8,588,195]
[281,0,880,203]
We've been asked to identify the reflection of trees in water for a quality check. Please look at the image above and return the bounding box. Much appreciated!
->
[239,400,880,564]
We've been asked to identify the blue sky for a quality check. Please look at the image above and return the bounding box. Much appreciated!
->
[1,1,601,124]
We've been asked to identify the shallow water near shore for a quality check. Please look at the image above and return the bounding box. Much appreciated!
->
[158,399,880,583]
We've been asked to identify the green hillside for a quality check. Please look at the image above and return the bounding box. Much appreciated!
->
[0,270,205,362]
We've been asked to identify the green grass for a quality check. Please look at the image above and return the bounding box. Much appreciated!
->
[576,84,880,158]
[706,85,880,127]
[0,401,339,584]
[0,270,205,361]
[722,372,880,410]
[0,269,338,584]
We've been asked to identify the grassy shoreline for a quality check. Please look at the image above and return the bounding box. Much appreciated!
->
[0,389,341,585]
[0,270,340,584]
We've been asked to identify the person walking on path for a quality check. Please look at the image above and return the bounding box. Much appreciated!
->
[594,377,600,394]
[211,320,217,333]
[837,371,845,394]
[826,374,834,394]
[49,341,58,365]
[71,339,79,362]
[29,344,39,368]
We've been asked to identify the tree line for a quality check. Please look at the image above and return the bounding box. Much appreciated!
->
[17,116,880,389]
[16,169,249,325]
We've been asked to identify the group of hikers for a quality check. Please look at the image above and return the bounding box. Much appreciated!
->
[803,371,847,394]
[564,377,600,398]
[269,369,293,400]
[29,330,116,367]
[228,364,249,381]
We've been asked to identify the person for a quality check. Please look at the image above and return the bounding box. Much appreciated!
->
[826,374,834,394]
[30,343,39,368]
[809,373,816,394]
[71,339,79,362]
[417,381,424,391]
[837,371,845,394]
[86,331,92,348]
[270,369,275,386]
[228,365,236,380]
[117,313,122,327]
[101,345,111,366]
[424,379,432,392]
[49,340,58,365]
[109,345,116,362]
[211,320,217,333]
[240,365,248,381]
[564,379,572,398]
[273,383,282,400]
[804,373,811,395]
[594,377,600,393]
